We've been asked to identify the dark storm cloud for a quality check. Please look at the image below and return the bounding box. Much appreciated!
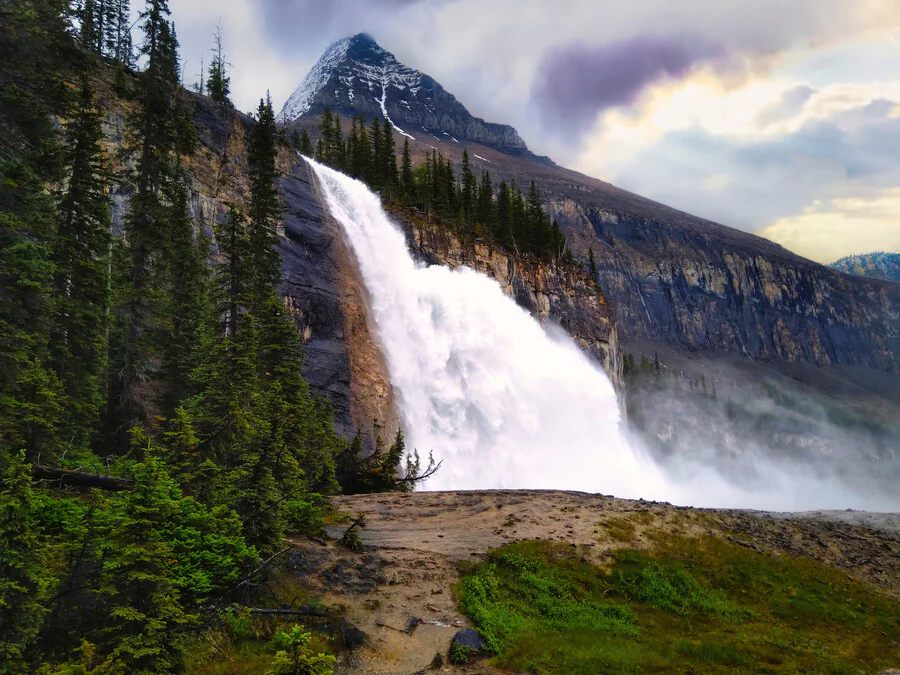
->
[530,34,726,136]
[756,85,816,127]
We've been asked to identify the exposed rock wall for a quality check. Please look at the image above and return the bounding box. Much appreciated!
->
[551,198,900,374]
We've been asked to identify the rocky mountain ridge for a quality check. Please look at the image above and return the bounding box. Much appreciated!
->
[830,252,900,283]
[279,33,531,156]
[282,35,900,388]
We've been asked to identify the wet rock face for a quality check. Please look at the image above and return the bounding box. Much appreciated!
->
[397,218,624,393]
[554,201,900,374]
[277,159,398,447]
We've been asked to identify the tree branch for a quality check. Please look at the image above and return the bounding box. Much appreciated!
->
[32,466,135,491]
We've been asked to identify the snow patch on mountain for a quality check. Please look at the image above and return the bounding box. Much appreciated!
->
[280,37,352,120]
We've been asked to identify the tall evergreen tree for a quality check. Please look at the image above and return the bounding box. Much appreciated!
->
[299,129,313,157]
[0,0,74,460]
[588,246,598,280]
[116,0,190,449]
[382,118,398,199]
[400,137,415,201]
[50,75,112,451]
[0,452,52,673]
[205,20,231,105]
[477,170,494,239]
[247,95,282,315]
[369,116,383,189]
[96,457,195,674]
[460,150,476,231]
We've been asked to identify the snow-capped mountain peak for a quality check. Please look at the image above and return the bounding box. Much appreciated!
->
[278,33,530,156]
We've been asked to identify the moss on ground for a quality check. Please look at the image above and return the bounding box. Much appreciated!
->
[457,536,900,674]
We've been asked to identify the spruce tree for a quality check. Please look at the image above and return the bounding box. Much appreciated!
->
[0,0,74,461]
[496,180,513,249]
[206,20,231,105]
[460,150,476,231]
[400,137,415,201]
[50,75,112,451]
[247,95,282,315]
[0,452,52,673]
[477,171,494,239]
[299,129,313,157]
[382,118,398,199]
[369,116,383,189]
[96,457,194,674]
[116,0,186,448]
[160,164,212,410]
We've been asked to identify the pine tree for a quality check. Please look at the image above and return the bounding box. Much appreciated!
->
[382,118,398,199]
[476,171,494,239]
[299,129,313,157]
[0,451,52,673]
[96,456,195,674]
[0,0,74,461]
[116,0,187,449]
[206,20,231,105]
[49,75,112,452]
[400,138,415,201]
[460,150,476,232]
[112,0,133,67]
[247,95,282,315]
[160,164,212,410]
[369,116,383,189]
[317,107,334,166]
[496,180,513,249]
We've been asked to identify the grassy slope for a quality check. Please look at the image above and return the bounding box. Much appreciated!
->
[457,526,900,674]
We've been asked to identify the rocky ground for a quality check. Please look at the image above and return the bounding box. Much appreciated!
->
[284,490,900,674]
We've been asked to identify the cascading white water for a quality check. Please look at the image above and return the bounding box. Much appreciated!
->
[308,158,669,498]
[307,158,898,511]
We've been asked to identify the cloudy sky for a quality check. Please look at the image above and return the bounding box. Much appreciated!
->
[165,0,900,263]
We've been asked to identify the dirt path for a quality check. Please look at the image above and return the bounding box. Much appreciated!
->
[285,491,900,674]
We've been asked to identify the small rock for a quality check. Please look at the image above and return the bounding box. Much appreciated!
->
[452,628,486,653]
[338,620,368,650]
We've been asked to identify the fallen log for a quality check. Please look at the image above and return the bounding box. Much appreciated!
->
[205,605,328,618]
[247,607,328,618]
[32,466,135,491]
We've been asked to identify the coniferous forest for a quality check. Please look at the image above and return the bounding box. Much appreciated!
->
[0,2,418,672]
[294,108,573,264]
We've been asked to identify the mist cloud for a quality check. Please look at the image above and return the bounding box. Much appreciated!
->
[531,35,726,136]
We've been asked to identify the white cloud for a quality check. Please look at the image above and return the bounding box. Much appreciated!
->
[762,189,900,263]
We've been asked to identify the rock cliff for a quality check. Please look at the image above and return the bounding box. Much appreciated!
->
[279,33,531,156]
[551,198,900,374]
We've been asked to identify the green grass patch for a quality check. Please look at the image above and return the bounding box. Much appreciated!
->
[457,536,900,674]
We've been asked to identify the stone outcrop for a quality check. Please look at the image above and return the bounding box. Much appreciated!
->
[550,198,900,374]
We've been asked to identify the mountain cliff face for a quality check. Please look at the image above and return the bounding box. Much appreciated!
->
[279,33,530,156]
[830,252,900,283]
[551,199,900,374]
[281,35,900,390]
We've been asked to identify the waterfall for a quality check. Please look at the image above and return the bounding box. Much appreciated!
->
[307,158,668,498]
[306,158,897,511]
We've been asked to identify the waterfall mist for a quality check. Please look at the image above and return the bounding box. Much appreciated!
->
[306,158,898,512]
